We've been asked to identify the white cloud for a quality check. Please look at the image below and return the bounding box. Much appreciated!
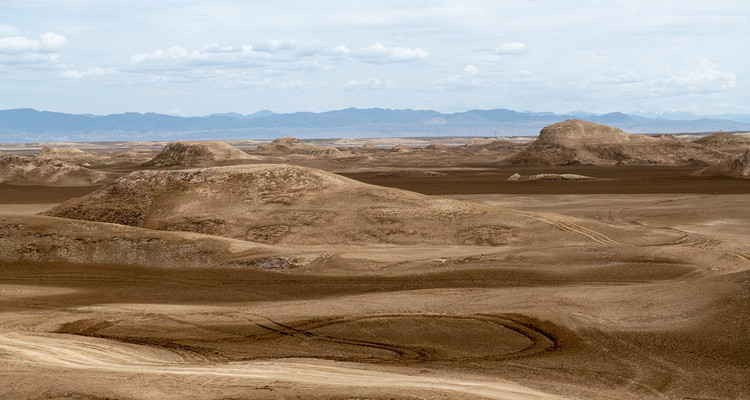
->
[495,41,526,55]
[349,43,429,63]
[438,65,490,90]
[344,77,395,90]
[331,44,350,55]
[278,78,315,89]
[202,42,238,54]
[253,39,298,52]
[60,67,117,79]
[40,32,66,50]
[592,57,736,98]
[0,32,67,54]
[130,46,191,63]
[129,41,327,69]
[665,57,737,91]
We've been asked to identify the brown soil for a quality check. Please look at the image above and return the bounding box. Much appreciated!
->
[1,138,749,400]
[342,165,750,195]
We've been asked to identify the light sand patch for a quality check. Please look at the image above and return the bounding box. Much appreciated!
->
[0,204,57,214]
[0,284,77,298]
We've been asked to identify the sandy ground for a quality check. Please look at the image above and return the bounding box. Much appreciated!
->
[1,148,749,399]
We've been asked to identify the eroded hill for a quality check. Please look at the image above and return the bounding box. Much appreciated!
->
[43,164,616,247]
[510,119,728,166]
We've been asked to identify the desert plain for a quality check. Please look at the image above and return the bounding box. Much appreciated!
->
[0,120,749,399]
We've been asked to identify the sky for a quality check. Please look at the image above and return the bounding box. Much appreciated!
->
[0,0,748,116]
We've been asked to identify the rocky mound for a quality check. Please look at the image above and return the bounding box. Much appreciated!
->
[391,144,412,153]
[144,141,254,167]
[509,119,727,166]
[256,137,342,157]
[37,147,108,166]
[44,164,584,247]
[694,132,750,152]
[0,155,113,185]
[696,150,750,178]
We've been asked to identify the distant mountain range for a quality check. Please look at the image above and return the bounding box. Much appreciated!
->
[1,107,749,143]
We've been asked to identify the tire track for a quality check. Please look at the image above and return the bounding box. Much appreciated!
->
[244,313,556,363]
[518,212,619,245]
[0,330,568,400]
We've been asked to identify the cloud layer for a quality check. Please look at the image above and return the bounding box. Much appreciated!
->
[0,1,747,116]
[0,31,66,66]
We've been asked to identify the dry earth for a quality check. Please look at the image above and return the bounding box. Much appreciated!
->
[1,127,749,399]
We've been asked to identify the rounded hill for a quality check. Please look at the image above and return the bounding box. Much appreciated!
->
[44,164,583,246]
[144,141,254,167]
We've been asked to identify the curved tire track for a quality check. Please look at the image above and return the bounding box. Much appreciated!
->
[0,329,568,399]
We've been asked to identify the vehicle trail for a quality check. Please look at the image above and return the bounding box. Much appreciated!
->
[0,330,568,400]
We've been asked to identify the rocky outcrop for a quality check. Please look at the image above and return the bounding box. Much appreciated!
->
[509,119,728,166]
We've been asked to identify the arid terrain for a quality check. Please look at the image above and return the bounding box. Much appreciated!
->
[1,121,749,399]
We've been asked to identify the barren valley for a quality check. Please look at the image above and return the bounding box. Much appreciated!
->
[1,121,749,399]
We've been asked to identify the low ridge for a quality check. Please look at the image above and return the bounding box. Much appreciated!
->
[694,132,750,153]
[37,147,108,166]
[256,137,342,156]
[0,155,113,185]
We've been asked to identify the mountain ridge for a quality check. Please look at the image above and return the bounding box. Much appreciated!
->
[1,107,748,142]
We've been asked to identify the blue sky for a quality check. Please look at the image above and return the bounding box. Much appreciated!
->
[1,0,747,116]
